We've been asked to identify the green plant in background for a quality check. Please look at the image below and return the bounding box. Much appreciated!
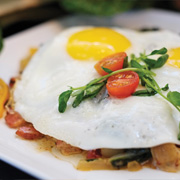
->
[60,0,155,16]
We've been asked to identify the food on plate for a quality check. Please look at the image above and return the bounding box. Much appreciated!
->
[3,27,180,172]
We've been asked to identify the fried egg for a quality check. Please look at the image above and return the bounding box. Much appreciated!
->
[14,27,180,150]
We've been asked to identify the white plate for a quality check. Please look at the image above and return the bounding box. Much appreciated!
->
[1,9,180,180]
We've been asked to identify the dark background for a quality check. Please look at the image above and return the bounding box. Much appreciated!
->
[0,0,180,179]
[1,0,180,38]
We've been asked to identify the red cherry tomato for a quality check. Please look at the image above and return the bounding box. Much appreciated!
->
[94,52,127,76]
[106,71,139,98]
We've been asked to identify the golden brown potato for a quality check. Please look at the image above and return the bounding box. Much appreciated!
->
[151,143,180,172]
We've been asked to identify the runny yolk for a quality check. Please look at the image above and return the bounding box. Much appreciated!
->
[67,28,131,61]
[167,47,180,68]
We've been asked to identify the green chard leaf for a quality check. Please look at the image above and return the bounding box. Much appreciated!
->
[167,91,180,106]
[58,90,73,113]
[72,90,84,108]
[110,148,151,168]
[150,47,167,55]
[101,67,113,74]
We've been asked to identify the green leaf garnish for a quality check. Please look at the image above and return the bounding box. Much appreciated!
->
[58,47,180,117]
[86,81,106,96]
[130,60,143,69]
[152,54,169,68]
[58,90,72,113]
[101,67,113,74]
[150,47,167,55]
[72,90,84,108]
[123,56,129,68]
[161,84,169,91]
[133,89,157,96]
[167,91,180,106]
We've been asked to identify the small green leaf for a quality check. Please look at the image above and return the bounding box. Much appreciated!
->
[130,53,136,59]
[0,28,3,52]
[58,90,73,113]
[150,47,167,55]
[140,76,146,86]
[86,82,105,96]
[143,58,156,68]
[72,90,84,108]
[144,54,169,69]
[133,89,156,96]
[153,54,169,68]
[130,60,143,69]
[145,84,155,94]
[161,84,169,91]
[123,56,128,68]
[72,89,83,97]
[167,91,180,106]
[101,67,113,74]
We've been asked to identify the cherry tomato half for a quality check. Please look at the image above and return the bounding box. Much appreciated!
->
[94,52,127,76]
[106,71,139,98]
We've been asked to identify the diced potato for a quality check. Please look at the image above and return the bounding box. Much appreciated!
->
[151,143,180,172]
[127,161,142,171]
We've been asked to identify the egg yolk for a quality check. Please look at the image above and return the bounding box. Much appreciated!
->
[167,47,180,68]
[67,28,131,61]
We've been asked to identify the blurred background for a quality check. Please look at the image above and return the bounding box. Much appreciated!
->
[0,0,180,37]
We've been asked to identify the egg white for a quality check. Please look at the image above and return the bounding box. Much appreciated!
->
[14,27,180,150]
